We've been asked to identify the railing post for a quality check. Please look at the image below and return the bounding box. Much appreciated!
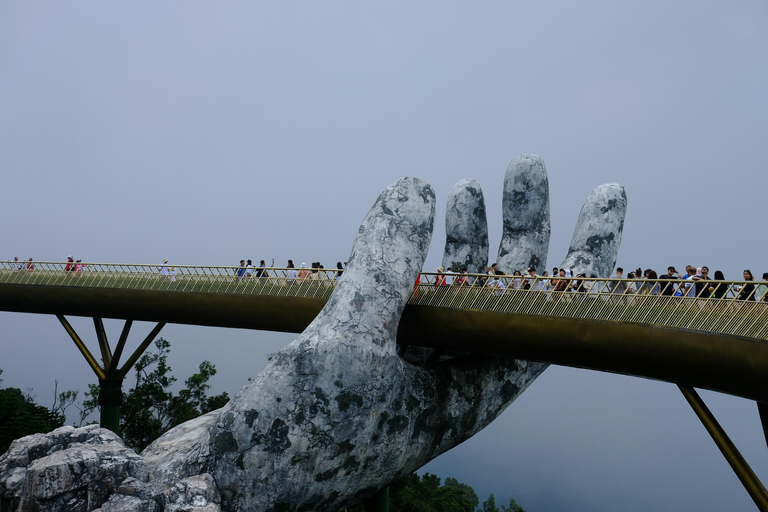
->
[98,379,123,435]
[364,487,389,512]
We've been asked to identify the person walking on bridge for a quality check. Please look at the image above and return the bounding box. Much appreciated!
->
[693,267,710,298]
[286,260,298,281]
[435,267,447,287]
[256,259,272,280]
[738,270,756,300]
[710,270,728,299]
[757,273,768,301]
[158,259,170,277]
[609,267,627,294]
[658,266,680,296]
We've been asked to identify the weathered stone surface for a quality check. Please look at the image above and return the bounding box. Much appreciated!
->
[136,177,548,511]
[559,183,627,277]
[94,474,221,511]
[142,411,216,484]
[497,154,551,274]
[94,477,167,512]
[1,170,628,512]
[198,177,549,511]
[442,178,489,274]
[0,425,147,512]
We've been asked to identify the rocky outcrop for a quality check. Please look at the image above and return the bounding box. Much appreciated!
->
[0,425,147,512]
[94,474,220,512]
[0,424,221,512]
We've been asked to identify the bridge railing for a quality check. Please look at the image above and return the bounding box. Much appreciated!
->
[414,272,768,341]
[0,262,342,299]
[2,262,767,341]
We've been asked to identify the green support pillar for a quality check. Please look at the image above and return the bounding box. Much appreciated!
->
[364,487,389,512]
[98,379,123,435]
[56,315,165,437]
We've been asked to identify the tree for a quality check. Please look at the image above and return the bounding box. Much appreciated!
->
[444,477,480,510]
[75,383,100,427]
[0,370,66,454]
[382,472,478,512]
[344,472,527,512]
[119,338,229,451]
[481,493,499,512]
[50,380,79,422]
[501,497,525,512]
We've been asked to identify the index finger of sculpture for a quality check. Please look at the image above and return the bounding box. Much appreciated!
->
[559,183,627,277]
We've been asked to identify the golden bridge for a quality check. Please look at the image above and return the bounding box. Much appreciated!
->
[3,262,768,509]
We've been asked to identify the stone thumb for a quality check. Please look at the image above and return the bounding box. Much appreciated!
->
[306,177,436,352]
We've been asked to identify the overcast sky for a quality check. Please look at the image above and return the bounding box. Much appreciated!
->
[2,2,768,511]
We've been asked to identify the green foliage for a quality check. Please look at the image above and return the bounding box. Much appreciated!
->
[481,493,499,512]
[386,472,479,512]
[0,385,65,454]
[444,477,480,510]
[119,338,229,451]
[76,384,101,427]
[50,380,79,423]
[501,497,525,512]
[344,473,523,512]
[481,493,526,512]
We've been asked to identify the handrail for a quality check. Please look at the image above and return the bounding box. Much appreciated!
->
[2,263,767,342]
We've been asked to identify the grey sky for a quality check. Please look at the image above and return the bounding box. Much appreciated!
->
[2,2,768,510]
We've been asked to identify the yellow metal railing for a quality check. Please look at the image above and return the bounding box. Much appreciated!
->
[2,262,767,341]
[0,262,341,299]
[412,273,768,341]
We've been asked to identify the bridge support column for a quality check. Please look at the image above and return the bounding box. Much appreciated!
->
[56,315,165,437]
[756,402,768,451]
[678,384,768,512]
[364,487,389,512]
[98,379,123,435]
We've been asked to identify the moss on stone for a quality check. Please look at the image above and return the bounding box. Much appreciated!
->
[213,431,237,454]
[335,391,363,412]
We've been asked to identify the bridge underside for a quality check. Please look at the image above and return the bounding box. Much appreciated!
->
[3,282,767,404]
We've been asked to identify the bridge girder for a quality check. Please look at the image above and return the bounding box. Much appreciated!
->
[3,282,768,404]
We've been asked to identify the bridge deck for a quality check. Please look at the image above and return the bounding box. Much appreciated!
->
[2,263,767,402]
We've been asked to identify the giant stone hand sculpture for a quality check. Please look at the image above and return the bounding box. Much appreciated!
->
[0,155,627,512]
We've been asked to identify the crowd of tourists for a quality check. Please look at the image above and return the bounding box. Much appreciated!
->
[8,255,767,301]
[6,256,85,273]
[429,263,768,301]
[229,259,346,281]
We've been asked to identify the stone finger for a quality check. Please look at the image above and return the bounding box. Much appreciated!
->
[559,183,627,277]
[441,178,489,274]
[310,176,436,351]
[497,154,551,274]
